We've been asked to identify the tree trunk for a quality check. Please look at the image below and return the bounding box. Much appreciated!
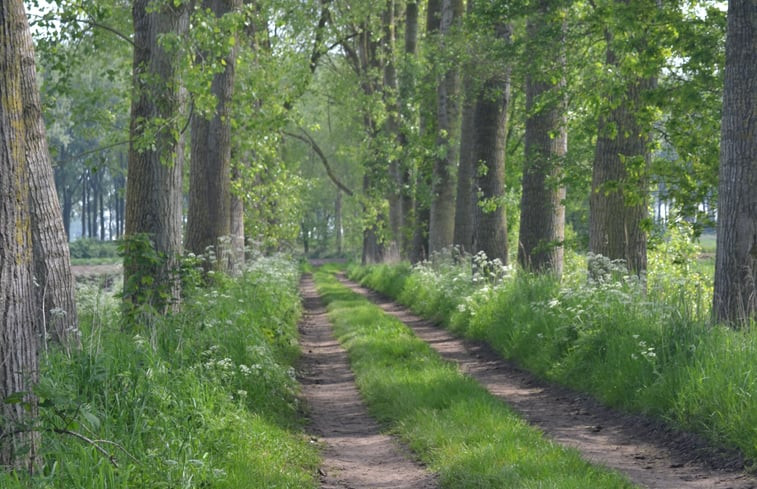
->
[383,0,403,260]
[589,17,653,276]
[229,163,245,274]
[17,0,79,349]
[186,0,241,272]
[453,76,476,253]
[713,0,757,326]
[335,190,343,255]
[589,81,651,275]
[0,0,40,469]
[81,171,87,238]
[428,0,463,254]
[98,171,106,240]
[409,0,441,263]
[124,0,190,313]
[472,65,511,264]
[518,3,566,275]
[452,0,475,254]
[399,0,417,258]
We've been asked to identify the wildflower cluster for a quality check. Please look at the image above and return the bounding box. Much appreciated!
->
[402,247,512,322]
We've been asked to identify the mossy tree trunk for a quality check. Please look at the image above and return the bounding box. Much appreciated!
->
[0,0,40,469]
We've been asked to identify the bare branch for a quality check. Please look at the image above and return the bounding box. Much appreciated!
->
[283,128,354,196]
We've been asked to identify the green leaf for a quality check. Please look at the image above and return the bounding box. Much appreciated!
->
[3,391,27,404]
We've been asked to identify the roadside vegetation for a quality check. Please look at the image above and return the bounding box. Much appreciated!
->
[0,256,317,489]
[68,238,121,265]
[314,268,637,488]
[348,227,757,464]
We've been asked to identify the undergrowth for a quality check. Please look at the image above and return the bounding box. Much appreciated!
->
[348,231,757,464]
[314,270,636,488]
[1,255,318,488]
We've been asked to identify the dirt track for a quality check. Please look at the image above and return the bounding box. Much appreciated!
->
[337,275,757,489]
[297,274,438,489]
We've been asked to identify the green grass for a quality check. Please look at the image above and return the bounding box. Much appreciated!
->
[347,248,757,463]
[696,232,717,254]
[314,270,637,488]
[1,256,318,489]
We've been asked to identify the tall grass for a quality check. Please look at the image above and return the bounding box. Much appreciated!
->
[348,239,757,463]
[1,256,318,488]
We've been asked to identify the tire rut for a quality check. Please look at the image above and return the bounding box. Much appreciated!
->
[338,275,757,489]
[297,274,438,489]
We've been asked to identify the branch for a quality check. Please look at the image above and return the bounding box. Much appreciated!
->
[53,429,120,467]
[283,129,354,196]
[85,20,135,48]
[60,139,130,164]
[309,0,332,73]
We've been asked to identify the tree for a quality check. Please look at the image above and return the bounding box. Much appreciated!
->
[712,0,757,326]
[410,0,441,262]
[517,0,566,275]
[124,0,190,313]
[471,21,512,264]
[186,0,242,271]
[452,0,476,253]
[588,0,658,276]
[428,0,463,253]
[1,0,41,469]
[18,8,80,349]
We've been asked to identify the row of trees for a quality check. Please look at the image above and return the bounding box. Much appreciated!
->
[291,0,755,328]
[291,0,754,326]
[0,0,754,471]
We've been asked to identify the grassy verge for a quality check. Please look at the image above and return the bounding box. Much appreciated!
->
[2,256,317,488]
[347,247,757,464]
[314,269,636,488]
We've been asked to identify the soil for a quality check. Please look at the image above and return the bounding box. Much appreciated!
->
[336,275,757,489]
[71,264,122,289]
[71,263,122,278]
[297,274,438,489]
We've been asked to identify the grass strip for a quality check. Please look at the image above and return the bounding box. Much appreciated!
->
[314,269,637,489]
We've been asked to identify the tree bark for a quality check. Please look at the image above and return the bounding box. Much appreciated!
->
[453,75,476,253]
[0,0,40,469]
[589,12,653,276]
[186,0,241,272]
[452,0,476,254]
[229,162,245,274]
[335,190,343,254]
[589,80,651,275]
[518,2,566,276]
[472,61,511,264]
[410,0,440,262]
[428,0,463,254]
[17,0,80,349]
[713,0,757,326]
[124,0,190,313]
[383,0,403,260]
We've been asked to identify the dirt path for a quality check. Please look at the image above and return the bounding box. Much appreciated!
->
[339,276,757,489]
[297,275,438,489]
